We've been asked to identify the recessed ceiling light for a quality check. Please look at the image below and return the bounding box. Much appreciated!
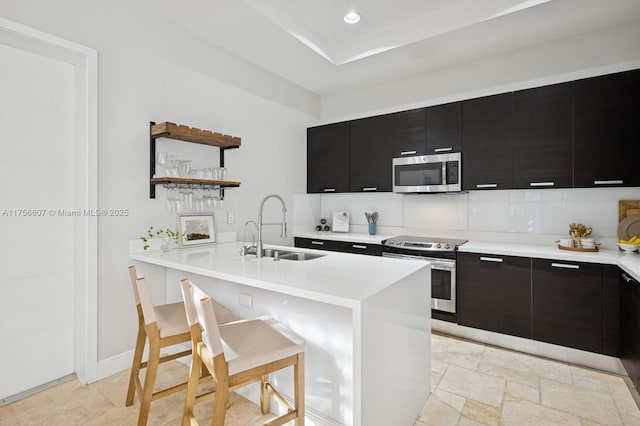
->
[344,11,361,24]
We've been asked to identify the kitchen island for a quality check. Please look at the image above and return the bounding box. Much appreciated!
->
[131,241,431,426]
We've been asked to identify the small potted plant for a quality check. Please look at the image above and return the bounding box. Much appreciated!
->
[140,226,182,251]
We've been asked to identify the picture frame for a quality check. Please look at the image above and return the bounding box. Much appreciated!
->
[178,214,216,247]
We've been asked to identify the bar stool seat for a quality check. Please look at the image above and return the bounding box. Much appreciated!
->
[125,266,232,426]
[180,278,306,425]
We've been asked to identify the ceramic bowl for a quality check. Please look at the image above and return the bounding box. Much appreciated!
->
[619,243,639,253]
[580,238,595,248]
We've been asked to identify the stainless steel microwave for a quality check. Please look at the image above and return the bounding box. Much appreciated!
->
[393,152,461,193]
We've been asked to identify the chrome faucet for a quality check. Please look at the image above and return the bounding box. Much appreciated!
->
[256,194,287,258]
[240,220,259,256]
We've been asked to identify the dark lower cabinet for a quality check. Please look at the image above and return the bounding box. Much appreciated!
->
[532,259,602,353]
[602,265,620,357]
[294,237,382,256]
[294,237,344,252]
[457,253,532,339]
[307,123,350,193]
[621,270,640,389]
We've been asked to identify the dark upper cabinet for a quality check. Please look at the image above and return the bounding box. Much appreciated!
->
[350,114,394,192]
[393,108,426,157]
[532,259,602,353]
[574,69,640,188]
[307,123,350,193]
[462,93,513,190]
[513,82,573,189]
[457,252,532,339]
[426,101,462,155]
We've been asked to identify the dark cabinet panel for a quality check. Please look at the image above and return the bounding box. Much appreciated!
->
[513,82,573,189]
[294,237,382,256]
[532,259,602,353]
[307,123,350,193]
[574,69,640,188]
[457,252,532,339]
[462,93,513,190]
[621,270,640,388]
[393,108,426,157]
[426,101,462,155]
[350,114,394,192]
[602,265,620,357]
[294,237,343,252]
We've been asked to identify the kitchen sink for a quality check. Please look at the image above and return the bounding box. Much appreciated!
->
[278,252,325,261]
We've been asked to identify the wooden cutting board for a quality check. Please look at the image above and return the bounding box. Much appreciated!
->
[620,200,640,222]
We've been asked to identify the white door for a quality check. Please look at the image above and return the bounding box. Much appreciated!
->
[0,42,77,399]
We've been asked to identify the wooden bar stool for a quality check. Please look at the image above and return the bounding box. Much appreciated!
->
[180,278,306,426]
[125,266,233,426]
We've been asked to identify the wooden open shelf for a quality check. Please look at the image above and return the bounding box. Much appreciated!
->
[150,177,241,187]
[151,122,241,148]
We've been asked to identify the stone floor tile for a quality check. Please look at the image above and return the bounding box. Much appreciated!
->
[431,370,443,392]
[501,399,581,425]
[433,388,466,412]
[541,378,623,425]
[458,416,485,426]
[482,346,572,385]
[580,419,607,426]
[431,358,449,374]
[477,360,540,388]
[621,412,640,425]
[504,380,540,404]
[0,405,20,426]
[432,336,485,370]
[418,393,461,426]
[438,364,505,408]
[461,399,500,426]
[612,385,640,419]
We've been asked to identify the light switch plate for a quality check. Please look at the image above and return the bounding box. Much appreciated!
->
[239,293,253,308]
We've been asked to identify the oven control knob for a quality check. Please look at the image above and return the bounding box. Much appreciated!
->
[444,243,450,249]
[436,243,441,248]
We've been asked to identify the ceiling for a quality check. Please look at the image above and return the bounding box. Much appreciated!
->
[125,0,640,96]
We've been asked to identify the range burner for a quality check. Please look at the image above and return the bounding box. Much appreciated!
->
[382,235,468,252]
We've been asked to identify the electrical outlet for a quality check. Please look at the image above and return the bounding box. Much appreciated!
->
[239,293,253,308]
[227,211,235,224]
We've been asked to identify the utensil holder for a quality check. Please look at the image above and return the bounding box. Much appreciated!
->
[368,223,376,235]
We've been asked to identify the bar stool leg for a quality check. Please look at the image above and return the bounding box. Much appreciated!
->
[137,336,160,426]
[295,353,305,426]
[126,319,146,406]
[260,374,270,414]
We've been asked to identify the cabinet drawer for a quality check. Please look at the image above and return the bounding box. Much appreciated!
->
[294,237,342,252]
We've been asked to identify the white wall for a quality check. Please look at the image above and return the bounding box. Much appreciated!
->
[320,18,640,122]
[0,0,318,362]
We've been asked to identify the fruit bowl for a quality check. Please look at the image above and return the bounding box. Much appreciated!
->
[619,243,639,253]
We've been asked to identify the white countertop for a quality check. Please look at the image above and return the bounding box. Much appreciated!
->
[294,232,640,282]
[131,242,428,308]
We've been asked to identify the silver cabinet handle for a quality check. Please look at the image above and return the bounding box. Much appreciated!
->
[311,241,325,245]
[352,244,367,249]
[551,263,579,270]
[530,182,555,187]
[434,147,453,152]
[362,187,378,191]
[594,180,623,185]
[622,273,634,283]
[476,183,497,189]
[480,256,503,263]
[323,188,336,192]
[400,150,417,156]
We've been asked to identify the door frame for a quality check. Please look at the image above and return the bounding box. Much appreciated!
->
[0,17,98,384]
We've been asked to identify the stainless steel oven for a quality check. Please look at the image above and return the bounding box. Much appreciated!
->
[381,236,467,315]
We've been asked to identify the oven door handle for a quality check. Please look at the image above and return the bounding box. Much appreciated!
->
[382,251,455,270]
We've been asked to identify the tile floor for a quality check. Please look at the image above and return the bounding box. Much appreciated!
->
[1,333,639,425]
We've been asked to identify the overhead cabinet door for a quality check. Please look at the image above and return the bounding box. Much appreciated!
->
[426,101,462,154]
[462,93,513,191]
[393,108,426,157]
[307,122,350,193]
[350,114,394,192]
[574,69,640,188]
[513,82,573,189]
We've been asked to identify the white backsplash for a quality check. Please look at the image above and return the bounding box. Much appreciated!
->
[293,187,640,242]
